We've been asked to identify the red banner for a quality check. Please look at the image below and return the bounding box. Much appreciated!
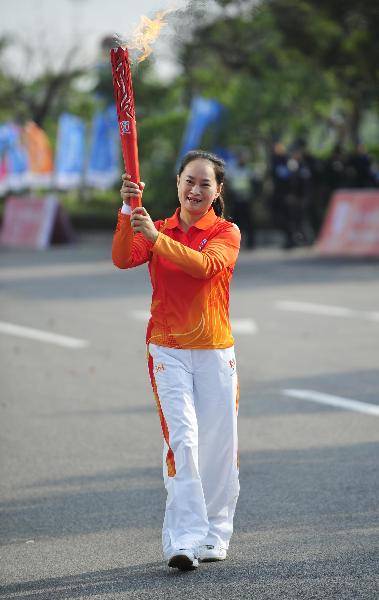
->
[0,195,74,249]
[315,190,379,256]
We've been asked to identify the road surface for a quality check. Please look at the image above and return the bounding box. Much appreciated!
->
[1,235,378,599]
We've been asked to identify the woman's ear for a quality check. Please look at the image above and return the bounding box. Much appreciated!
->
[176,174,180,187]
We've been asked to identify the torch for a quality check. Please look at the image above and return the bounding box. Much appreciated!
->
[110,11,174,209]
[111,43,141,209]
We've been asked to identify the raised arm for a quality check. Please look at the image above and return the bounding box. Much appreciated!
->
[112,210,153,269]
[112,173,154,269]
[126,203,240,279]
[152,226,240,279]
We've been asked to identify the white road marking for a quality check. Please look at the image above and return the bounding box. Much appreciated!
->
[282,389,379,417]
[231,319,258,334]
[275,300,379,322]
[131,311,258,335]
[131,310,151,320]
[0,261,112,281]
[0,321,89,349]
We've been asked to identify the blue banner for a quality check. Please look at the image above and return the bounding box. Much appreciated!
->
[8,128,28,179]
[55,113,86,189]
[86,105,119,189]
[177,97,224,168]
[0,124,29,191]
[0,123,14,156]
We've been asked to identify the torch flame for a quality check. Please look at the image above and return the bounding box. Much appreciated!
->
[130,8,175,63]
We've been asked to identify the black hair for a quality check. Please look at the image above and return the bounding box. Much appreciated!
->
[177,150,225,217]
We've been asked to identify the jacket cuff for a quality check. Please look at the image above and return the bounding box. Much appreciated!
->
[152,231,163,249]
[121,203,132,215]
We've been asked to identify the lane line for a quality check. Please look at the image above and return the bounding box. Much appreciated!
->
[0,261,113,281]
[131,310,150,320]
[131,311,258,335]
[0,321,89,349]
[275,300,379,322]
[282,389,379,416]
[231,318,258,334]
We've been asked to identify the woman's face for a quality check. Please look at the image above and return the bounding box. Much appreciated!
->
[177,159,222,218]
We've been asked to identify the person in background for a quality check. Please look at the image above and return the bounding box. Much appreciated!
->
[324,143,346,193]
[269,141,293,249]
[226,149,255,249]
[346,142,376,188]
[286,138,314,247]
[112,150,241,572]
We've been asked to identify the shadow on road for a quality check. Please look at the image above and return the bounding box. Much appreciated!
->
[1,443,376,546]
[1,552,377,600]
[0,470,165,545]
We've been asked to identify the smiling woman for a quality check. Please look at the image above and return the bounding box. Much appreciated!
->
[112,149,241,571]
[177,153,225,226]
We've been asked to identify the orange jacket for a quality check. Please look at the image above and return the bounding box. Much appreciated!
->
[112,207,241,349]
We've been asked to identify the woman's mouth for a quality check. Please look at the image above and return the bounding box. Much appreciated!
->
[187,195,202,204]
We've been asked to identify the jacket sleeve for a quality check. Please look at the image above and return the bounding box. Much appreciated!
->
[151,224,240,279]
[112,209,157,269]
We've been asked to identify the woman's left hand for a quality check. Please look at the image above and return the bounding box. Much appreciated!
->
[130,207,159,244]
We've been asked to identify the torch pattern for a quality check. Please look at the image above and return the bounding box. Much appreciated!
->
[111,45,141,208]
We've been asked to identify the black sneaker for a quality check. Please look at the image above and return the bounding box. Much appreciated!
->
[168,549,199,570]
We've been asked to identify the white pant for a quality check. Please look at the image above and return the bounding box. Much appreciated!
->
[148,343,240,559]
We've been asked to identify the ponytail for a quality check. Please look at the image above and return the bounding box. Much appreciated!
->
[212,196,224,217]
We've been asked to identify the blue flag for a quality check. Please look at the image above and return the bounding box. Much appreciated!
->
[0,124,29,191]
[55,113,86,189]
[0,123,14,155]
[86,105,119,189]
[177,97,224,168]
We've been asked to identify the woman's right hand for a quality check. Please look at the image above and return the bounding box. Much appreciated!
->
[120,173,145,205]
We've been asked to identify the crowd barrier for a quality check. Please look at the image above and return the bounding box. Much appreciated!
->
[0,195,75,249]
[315,190,379,256]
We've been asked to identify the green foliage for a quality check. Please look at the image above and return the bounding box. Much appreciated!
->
[267,0,379,140]
[180,0,379,151]
[138,110,188,219]
[1,2,378,227]
[0,36,89,128]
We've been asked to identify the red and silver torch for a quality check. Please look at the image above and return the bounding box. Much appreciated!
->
[111,43,141,209]
[110,11,173,210]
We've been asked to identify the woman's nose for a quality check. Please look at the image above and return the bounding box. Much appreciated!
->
[191,184,201,194]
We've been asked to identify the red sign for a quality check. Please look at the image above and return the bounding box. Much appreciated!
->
[315,190,379,256]
[0,195,74,249]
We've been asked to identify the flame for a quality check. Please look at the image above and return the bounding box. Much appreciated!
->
[130,8,175,63]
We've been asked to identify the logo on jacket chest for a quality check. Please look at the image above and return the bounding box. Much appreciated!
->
[198,238,208,251]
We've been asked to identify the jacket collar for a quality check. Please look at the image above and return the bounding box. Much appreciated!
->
[165,207,218,231]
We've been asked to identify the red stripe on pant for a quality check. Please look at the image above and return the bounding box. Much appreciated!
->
[236,380,240,470]
[147,350,176,477]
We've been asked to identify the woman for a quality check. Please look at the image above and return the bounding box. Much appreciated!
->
[112,150,241,571]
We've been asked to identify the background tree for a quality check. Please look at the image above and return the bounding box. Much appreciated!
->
[176,0,379,151]
[269,0,379,143]
[0,36,92,132]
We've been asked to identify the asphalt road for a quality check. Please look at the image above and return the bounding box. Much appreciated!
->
[0,234,378,600]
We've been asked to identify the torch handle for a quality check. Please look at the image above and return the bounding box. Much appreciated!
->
[120,118,141,209]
